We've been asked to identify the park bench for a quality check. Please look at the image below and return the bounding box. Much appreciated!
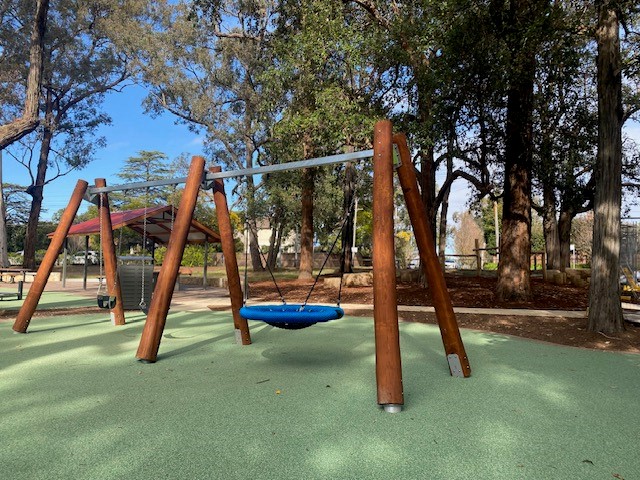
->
[0,281,23,301]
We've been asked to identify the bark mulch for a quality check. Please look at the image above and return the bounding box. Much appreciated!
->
[246,272,640,354]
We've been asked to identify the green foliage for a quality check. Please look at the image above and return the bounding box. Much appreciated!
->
[395,230,413,268]
[6,221,56,252]
[112,150,172,209]
[154,243,236,267]
[474,198,502,250]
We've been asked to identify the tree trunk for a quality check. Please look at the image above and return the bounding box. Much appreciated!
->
[0,151,8,267]
[341,161,356,274]
[557,209,574,270]
[298,168,315,280]
[23,119,53,270]
[243,175,263,272]
[266,215,285,272]
[438,193,450,266]
[541,182,561,270]
[0,0,49,149]
[266,221,278,271]
[588,1,623,333]
[496,0,541,302]
[298,167,315,280]
[273,221,285,270]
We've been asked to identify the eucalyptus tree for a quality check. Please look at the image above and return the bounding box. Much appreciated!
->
[10,0,132,269]
[0,0,49,149]
[266,0,382,279]
[129,0,276,271]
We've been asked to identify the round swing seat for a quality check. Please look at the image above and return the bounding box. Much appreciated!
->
[239,304,344,330]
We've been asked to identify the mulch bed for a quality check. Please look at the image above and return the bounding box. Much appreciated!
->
[245,272,640,354]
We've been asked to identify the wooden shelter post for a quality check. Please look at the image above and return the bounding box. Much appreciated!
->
[13,180,89,333]
[136,156,205,362]
[203,241,209,289]
[62,238,68,288]
[372,120,404,412]
[393,133,471,378]
[96,178,126,326]
[210,166,251,345]
[83,235,89,289]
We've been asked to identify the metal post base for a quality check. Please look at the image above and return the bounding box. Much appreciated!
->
[447,353,464,377]
[383,404,402,413]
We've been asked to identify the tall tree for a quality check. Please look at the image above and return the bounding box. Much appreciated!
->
[115,151,171,209]
[16,0,131,269]
[0,0,49,149]
[496,0,549,302]
[588,0,624,333]
[130,1,275,271]
[268,0,380,279]
[531,3,597,272]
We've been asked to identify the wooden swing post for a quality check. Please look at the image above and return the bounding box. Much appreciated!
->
[95,178,126,326]
[372,120,404,411]
[393,133,471,378]
[13,180,89,333]
[136,156,205,362]
[210,165,251,345]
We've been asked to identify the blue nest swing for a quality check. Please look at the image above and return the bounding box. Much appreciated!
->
[239,194,356,331]
[240,304,344,330]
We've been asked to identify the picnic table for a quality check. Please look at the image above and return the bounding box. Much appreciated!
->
[0,268,29,283]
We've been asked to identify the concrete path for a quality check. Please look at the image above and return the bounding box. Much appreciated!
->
[33,278,592,318]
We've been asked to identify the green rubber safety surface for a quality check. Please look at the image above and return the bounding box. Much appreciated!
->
[1,313,639,479]
[0,288,95,311]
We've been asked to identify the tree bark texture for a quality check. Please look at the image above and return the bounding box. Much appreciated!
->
[23,121,53,270]
[588,1,624,333]
[298,167,315,280]
[557,209,574,269]
[0,151,8,267]
[0,0,49,149]
[341,162,356,274]
[542,182,561,270]
[496,0,544,301]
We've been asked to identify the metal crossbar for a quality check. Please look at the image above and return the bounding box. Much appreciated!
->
[85,149,373,198]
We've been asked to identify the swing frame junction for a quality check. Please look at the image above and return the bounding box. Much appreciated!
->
[12,120,470,413]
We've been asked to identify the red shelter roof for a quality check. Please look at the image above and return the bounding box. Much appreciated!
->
[53,206,221,245]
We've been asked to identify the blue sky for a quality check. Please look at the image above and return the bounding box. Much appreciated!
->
[3,83,640,222]
[3,84,205,220]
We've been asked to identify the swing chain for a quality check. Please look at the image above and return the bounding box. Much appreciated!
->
[98,193,104,295]
[301,194,357,308]
[140,188,149,309]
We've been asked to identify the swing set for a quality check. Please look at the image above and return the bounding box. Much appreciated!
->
[12,120,470,413]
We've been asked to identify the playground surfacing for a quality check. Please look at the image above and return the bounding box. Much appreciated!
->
[1,299,639,479]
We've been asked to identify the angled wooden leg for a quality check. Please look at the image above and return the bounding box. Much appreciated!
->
[96,178,126,326]
[210,166,251,345]
[136,156,205,362]
[394,133,471,378]
[13,180,88,333]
